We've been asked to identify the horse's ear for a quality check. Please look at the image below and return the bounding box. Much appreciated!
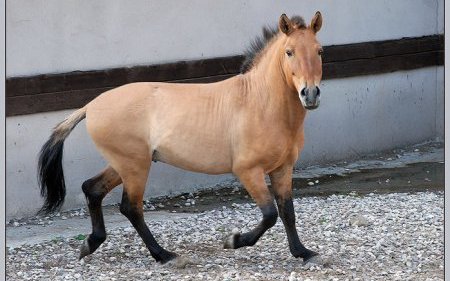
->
[310,11,322,33]
[279,14,293,35]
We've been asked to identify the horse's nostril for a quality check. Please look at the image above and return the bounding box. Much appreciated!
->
[301,88,306,97]
[316,87,321,96]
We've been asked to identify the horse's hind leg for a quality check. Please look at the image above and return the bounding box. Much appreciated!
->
[79,166,122,259]
[118,161,177,264]
[224,168,278,249]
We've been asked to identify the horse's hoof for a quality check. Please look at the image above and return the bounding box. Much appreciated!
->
[158,250,178,265]
[163,255,193,269]
[223,232,240,249]
[78,239,91,260]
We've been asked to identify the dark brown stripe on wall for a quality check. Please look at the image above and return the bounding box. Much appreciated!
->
[6,35,444,116]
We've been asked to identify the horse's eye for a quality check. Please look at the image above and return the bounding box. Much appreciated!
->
[286,50,293,57]
[318,49,324,56]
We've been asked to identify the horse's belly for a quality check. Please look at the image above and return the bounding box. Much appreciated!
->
[153,140,232,175]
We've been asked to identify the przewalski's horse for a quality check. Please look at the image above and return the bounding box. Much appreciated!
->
[38,12,324,265]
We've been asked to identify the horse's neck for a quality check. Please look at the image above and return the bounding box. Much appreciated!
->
[242,40,306,131]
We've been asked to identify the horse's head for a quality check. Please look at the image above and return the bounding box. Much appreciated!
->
[279,12,323,110]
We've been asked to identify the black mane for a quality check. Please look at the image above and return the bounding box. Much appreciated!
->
[240,15,306,73]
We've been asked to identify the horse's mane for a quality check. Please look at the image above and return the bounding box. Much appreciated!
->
[240,15,307,73]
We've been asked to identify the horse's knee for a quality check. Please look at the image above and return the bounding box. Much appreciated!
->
[261,204,278,228]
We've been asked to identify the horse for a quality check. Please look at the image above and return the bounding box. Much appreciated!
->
[38,12,324,265]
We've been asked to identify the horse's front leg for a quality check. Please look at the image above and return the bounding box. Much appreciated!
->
[224,167,278,249]
[269,165,320,264]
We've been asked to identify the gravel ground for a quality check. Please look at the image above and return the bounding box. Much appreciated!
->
[7,192,443,281]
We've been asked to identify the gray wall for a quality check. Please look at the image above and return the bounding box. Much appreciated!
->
[7,0,444,77]
[6,0,444,219]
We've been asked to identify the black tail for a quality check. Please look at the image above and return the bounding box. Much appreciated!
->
[37,135,66,214]
[37,107,86,215]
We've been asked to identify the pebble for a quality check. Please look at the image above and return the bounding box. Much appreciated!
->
[349,215,370,227]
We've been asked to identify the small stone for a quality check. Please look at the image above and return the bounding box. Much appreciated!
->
[124,227,133,232]
[288,271,297,281]
[307,182,315,186]
[349,214,369,227]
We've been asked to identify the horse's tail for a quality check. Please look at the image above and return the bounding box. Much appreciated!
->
[37,106,87,215]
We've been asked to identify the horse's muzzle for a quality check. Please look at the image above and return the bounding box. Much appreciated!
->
[299,86,320,110]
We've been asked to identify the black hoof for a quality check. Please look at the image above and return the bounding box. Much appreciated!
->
[78,239,91,260]
[157,250,178,265]
[78,234,106,260]
[223,232,240,249]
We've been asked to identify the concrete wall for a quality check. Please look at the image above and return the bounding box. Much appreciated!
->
[300,67,444,165]
[7,0,444,77]
[6,0,444,219]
